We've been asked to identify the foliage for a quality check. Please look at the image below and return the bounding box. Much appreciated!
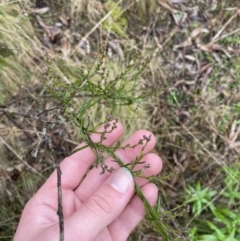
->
[186,181,216,216]
[187,167,240,241]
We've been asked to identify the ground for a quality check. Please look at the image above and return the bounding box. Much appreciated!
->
[0,0,240,240]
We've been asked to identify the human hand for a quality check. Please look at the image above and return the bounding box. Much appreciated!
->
[13,121,162,241]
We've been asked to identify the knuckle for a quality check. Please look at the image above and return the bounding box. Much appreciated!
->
[85,192,112,216]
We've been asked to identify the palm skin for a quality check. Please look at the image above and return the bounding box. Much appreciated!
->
[13,122,162,241]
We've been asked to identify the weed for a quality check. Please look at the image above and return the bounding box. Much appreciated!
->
[186,167,240,241]
[38,47,190,240]
[186,181,217,216]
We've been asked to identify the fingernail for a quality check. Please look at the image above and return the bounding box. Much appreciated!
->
[109,168,133,193]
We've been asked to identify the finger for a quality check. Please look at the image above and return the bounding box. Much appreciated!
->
[107,183,158,241]
[75,152,162,203]
[42,121,123,189]
[64,168,135,241]
[74,130,159,201]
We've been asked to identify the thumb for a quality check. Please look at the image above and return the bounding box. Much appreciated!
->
[65,167,134,240]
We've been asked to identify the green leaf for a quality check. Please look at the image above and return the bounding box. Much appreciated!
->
[206,221,226,241]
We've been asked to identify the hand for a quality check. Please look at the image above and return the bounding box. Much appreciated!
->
[13,121,162,241]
